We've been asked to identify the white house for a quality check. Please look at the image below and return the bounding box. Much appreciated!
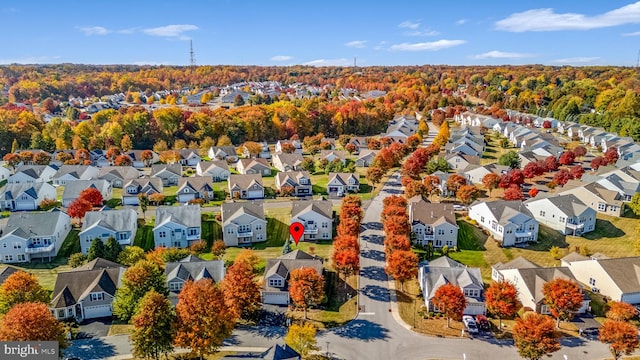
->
[176,177,214,203]
[228,174,264,200]
[178,149,202,167]
[462,164,510,185]
[290,200,333,242]
[272,153,304,172]
[319,150,346,165]
[62,180,113,207]
[524,194,596,236]
[80,209,138,254]
[563,256,640,304]
[275,140,303,154]
[468,200,539,247]
[153,205,202,248]
[52,165,100,186]
[122,178,163,206]
[221,202,267,247]
[150,164,182,186]
[207,146,238,162]
[408,197,458,248]
[9,165,57,184]
[0,182,57,211]
[195,160,230,182]
[0,166,10,183]
[236,158,271,176]
[0,211,71,263]
[327,173,359,197]
[262,250,323,305]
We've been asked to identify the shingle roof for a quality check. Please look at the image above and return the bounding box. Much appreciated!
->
[3,211,68,238]
[97,166,140,180]
[263,251,323,290]
[420,258,484,301]
[525,194,591,217]
[276,171,311,189]
[512,267,577,303]
[14,165,53,179]
[165,259,225,286]
[82,209,138,234]
[51,267,124,308]
[198,160,229,173]
[291,199,333,219]
[493,256,540,271]
[229,174,263,189]
[62,180,110,200]
[154,205,202,229]
[0,182,51,200]
[410,200,456,227]
[178,176,213,193]
[221,202,265,225]
[75,257,122,271]
[150,163,182,177]
[238,158,270,172]
[273,153,304,167]
[52,165,97,180]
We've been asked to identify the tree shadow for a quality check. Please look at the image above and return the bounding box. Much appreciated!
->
[360,266,388,281]
[236,325,286,340]
[63,338,117,360]
[361,234,384,245]
[331,319,390,341]
[582,219,625,240]
[361,249,385,261]
[383,189,404,195]
[360,284,390,302]
[558,335,588,348]
[361,222,382,231]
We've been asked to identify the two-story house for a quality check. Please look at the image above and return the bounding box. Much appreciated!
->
[560,181,624,217]
[150,164,182,186]
[177,177,214,203]
[236,158,272,176]
[195,160,230,182]
[262,250,324,305]
[51,165,100,186]
[80,209,138,254]
[0,211,71,263]
[97,166,140,188]
[275,171,312,197]
[272,153,304,172]
[524,194,596,236]
[290,200,333,242]
[9,165,58,184]
[221,202,267,247]
[178,149,202,167]
[0,182,57,211]
[228,174,264,200]
[327,173,360,197]
[153,205,202,248]
[468,200,539,247]
[563,256,640,304]
[207,146,238,162]
[62,180,113,207]
[122,178,163,206]
[418,257,485,315]
[165,255,225,304]
[444,153,480,172]
[408,196,459,248]
[462,164,511,185]
[319,150,347,165]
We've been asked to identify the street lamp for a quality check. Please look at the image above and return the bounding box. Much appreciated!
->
[326,341,330,357]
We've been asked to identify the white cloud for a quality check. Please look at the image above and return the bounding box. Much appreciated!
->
[271,55,292,61]
[142,24,198,39]
[623,31,640,36]
[456,19,467,25]
[398,20,420,29]
[552,56,601,64]
[303,58,351,66]
[373,41,387,51]
[473,50,533,59]
[345,40,367,48]
[0,56,61,65]
[403,29,439,37]
[389,40,466,52]
[79,26,110,35]
[496,2,640,32]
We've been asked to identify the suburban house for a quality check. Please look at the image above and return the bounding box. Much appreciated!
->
[122,178,163,206]
[418,256,486,315]
[178,149,202,167]
[524,194,596,236]
[208,146,238,162]
[327,172,360,197]
[275,171,312,197]
[491,256,541,282]
[79,209,138,254]
[348,136,369,153]
[153,205,202,248]
[560,181,624,217]
[221,202,267,247]
[0,211,71,263]
[562,256,640,304]
[242,142,271,159]
[462,164,511,185]
[97,166,140,188]
[383,116,418,143]
[124,150,159,168]
[496,266,589,314]
[195,160,230,182]
[468,200,539,247]
[320,150,346,165]
[356,150,378,167]
[150,164,182,186]
[272,153,304,172]
[51,165,100,185]
[262,250,323,305]
[445,139,482,157]
[0,182,57,211]
[165,255,226,304]
[50,259,126,321]
[228,174,264,200]
[62,180,112,207]
[290,199,333,242]
[9,165,58,184]
[177,177,214,203]
[518,151,547,168]
[408,196,459,248]
[275,140,303,154]
[236,158,272,176]
[445,153,480,171]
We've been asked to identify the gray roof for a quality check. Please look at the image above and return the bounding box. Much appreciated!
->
[328,172,359,185]
[229,174,263,190]
[82,209,138,234]
[2,211,68,238]
[1,182,52,200]
[320,150,346,161]
[209,146,237,158]
[150,163,182,177]
[14,165,54,179]
[291,199,333,219]
[276,171,311,188]
[238,158,270,171]
[410,200,457,227]
[420,257,484,301]
[263,250,323,290]
[222,202,265,225]
[63,180,110,200]
[493,256,540,271]
[51,267,125,308]
[222,344,301,360]
[272,153,303,167]
[165,259,225,289]
[178,176,213,193]
[122,177,163,193]
[510,267,577,304]
[154,205,201,229]
[475,200,534,223]
[97,166,140,180]
[525,194,591,217]
[52,165,97,180]
[75,257,122,271]
[0,267,18,286]
[198,160,229,173]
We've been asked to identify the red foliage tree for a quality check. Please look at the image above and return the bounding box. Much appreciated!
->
[140,149,155,166]
[336,218,360,237]
[79,187,104,206]
[544,155,559,171]
[553,168,573,186]
[445,174,467,195]
[456,184,479,205]
[401,157,423,180]
[0,302,66,345]
[384,250,418,291]
[383,195,407,209]
[75,148,90,162]
[3,153,20,170]
[599,320,639,360]
[482,173,501,197]
[509,169,525,185]
[405,180,429,198]
[542,120,552,128]
[114,154,133,166]
[523,162,542,178]
[485,281,521,328]
[503,184,524,200]
[569,164,585,180]
[591,156,605,170]
[432,283,466,328]
[559,151,575,165]
[604,147,619,165]
[573,146,587,158]
[33,151,51,165]
[67,198,93,220]
[542,278,584,328]
[381,205,407,223]
[498,173,511,189]
[280,142,296,154]
[528,188,539,198]
[106,146,121,163]
[333,248,360,279]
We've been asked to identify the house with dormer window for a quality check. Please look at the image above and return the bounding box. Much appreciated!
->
[80,209,138,254]
[177,176,214,203]
[275,171,312,197]
[221,202,267,247]
[290,200,333,242]
[408,196,458,248]
[122,177,163,206]
[0,211,71,263]
[262,250,323,305]
[153,205,202,248]
[327,173,359,197]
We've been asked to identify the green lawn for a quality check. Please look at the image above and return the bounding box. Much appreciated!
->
[57,230,81,257]
[133,225,155,251]
[456,218,485,250]
[481,132,513,166]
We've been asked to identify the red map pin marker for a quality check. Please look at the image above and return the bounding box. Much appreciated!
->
[289,222,305,245]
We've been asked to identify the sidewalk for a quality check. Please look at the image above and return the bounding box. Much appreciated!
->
[105,346,269,360]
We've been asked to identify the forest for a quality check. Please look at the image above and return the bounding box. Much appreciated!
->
[0,64,640,155]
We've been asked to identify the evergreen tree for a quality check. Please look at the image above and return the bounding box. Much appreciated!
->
[104,237,122,262]
[87,238,105,261]
[282,238,292,255]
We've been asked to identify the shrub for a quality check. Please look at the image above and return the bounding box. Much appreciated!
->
[189,240,207,255]
[105,198,122,208]
[546,181,557,190]
[549,246,563,260]
[68,253,86,268]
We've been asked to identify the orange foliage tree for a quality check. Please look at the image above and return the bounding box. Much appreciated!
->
[380,205,407,223]
[485,280,521,328]
[606,301,638,322]
[456,184,479,205]
[432,283,466,328]
[385,250,418,291]
[383,234,411,255]
[599,320,639,360]
[0,302,67,346]
[221,260,261,320]
[175,279,235,358]
[513,312,560,360]
[130,290,176,360]
[383,215,410,237]
[482,173,501,197]
[542,278,584,328]
[332,234,360,279]
[79,187,104,206]
[67,198,93,220]
[114,154,133,166]
[0,271,50,315]
[289,267,324,319]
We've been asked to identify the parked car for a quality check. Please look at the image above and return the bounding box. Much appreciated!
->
[475,314,490,331]
[462,315,479,334]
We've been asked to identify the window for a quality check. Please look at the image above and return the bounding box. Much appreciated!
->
[118,232,127,240]
[13,243,21,249]
[227,227,234,234]
[58,310,64,318]
[256,234,263,241]
[437,229,445,235]
[480,216,484,223]
[17,254,25,262]
[589,277,596,286]
[597,203,606,211]
[446,240,453,246]
[268,278,282,287]
[238,225,251,233]
[90,293,104,301]
[68,308,73,316]
[435,240,442,247]
[169,282,183,291]
[188,228,198,236]
[323,232,329,239]
[322,222,328,228]
[529,224,535,231]
[256,224,262,230]
[540,211,545,216]
[464,289,480,298]
[159,231,166,238]
[559,217,565,223]
[4,255,12,262]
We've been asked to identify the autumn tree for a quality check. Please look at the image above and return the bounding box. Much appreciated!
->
[210,240,227,260]
[242,141,262,158]
[0,271,50,315]
[503,184,524,200]
[456,184,479,205]
[159,150,181,164]
[33,151,51,165]
[432,283,466,328]
[523,162,543,179]
[140,149,155,167]
[285,322,318,357]
[67,198,93,221]
[485,280,521,328]
[366,166,385,187]
[482,173,500,197]
[513,312,560,360]
[117,246,147,266]
[606,301,638,322]
[573,146,587,158]
[569,164,585,180]
[149,193,165,205]
[175,279,235,359]
[552,168,573,186]
[604,147,619,165]
[131,290,176,360]
[544,155,559,171]
[383,215,410,237]
[289,267,324,319]
[106,146,121,164]
[383,234,411,255]
[114,154,133,166]
[445,174,467,196]
[113,260,168,322]
[0,302,66,346]
[79,186,104,206]
[234,248,260,272]
[221,260,261,320]
[558,150,575,165]
[385,250,418,291]
[542,278,584,328]
[120,134,133,152]
[599,320,639,360]
[3,153,20,170]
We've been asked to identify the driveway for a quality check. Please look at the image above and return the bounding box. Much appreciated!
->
[77,318,112,339]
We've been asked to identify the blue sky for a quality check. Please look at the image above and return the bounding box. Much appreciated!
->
[3,1,640,66]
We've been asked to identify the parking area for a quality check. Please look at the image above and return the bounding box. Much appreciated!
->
[77,318,112,338]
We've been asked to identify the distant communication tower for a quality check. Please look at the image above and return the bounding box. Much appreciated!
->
[190,40,196,71]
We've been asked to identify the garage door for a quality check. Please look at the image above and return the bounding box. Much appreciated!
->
[83,305,112,319]
[122,196,138,206]
[15,201,33,211]
[463,303,485,316]
[247,190,263,199]
[263,292,289,305]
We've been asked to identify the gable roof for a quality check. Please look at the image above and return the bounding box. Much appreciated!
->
[276,171,311,188]
[0,182,53,200]
[81,209,138,234]
[320,150,346,161]
[420,257,484,300]
[75,257,122,271]
[509,267,577,304]
[410,200,457,227]
[62,180,110,200]
[165,259,225,285]
[223,344,301,360]
[154,205,202,229]
[238,158,270,171]
[0,267,18,286]
[14,165,55,179]
[2,211,69,238]
[222,202,265,225]
[150,163,182,177]
[178,176,213,192]
[198,160,229,173]
[328,172,358,185]
[493,256,540,272]
[52,165,97,179]
[229,174,263,189]
[473,200,534,224]
[263,250,323,289]
[273,153,304,167]
[122,177,163,193]
[51,267,124,308]
[525,194,591,217]
[97,166,140,180]
[291,199,333,219]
